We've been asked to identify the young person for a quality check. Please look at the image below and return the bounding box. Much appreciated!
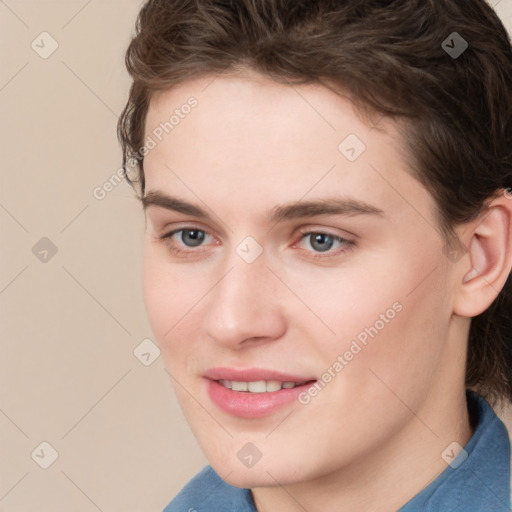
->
[118,1,512,510]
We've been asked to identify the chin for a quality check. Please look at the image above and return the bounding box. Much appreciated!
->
[207,452,308,489]
[218,465,287,489]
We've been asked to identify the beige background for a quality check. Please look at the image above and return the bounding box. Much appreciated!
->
[1,1,511,511]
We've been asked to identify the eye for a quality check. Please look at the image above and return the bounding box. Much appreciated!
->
[175,229,207,247]
[160,228,214,256]
[159,226,354,259]
[306,233,336,252]
[296,230,354,257]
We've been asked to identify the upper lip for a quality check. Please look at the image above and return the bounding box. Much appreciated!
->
[204,367,316,382]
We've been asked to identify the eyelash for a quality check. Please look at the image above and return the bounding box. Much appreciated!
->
[160,227,355,259]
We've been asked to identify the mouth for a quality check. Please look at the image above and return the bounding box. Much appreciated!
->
[204,368,317,418]
[217,379,310,392]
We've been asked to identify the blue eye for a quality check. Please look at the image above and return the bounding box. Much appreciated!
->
[160,227,354,260]
[307,233,336,252]
[161,228,211,256]
[178,229,206,247]
[298,231,353,256]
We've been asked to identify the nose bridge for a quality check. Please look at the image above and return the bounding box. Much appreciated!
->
[202,253,285,346]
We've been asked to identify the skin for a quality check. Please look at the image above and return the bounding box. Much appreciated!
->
[140,69,512,512]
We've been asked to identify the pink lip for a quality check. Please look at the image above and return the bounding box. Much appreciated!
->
[204,367,317,419]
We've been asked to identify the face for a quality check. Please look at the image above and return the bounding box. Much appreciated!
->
[142,70,459,488]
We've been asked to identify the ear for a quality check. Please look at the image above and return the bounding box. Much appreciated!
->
[453,191,512,318]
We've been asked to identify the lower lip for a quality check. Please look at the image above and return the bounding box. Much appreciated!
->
[206,379,316,418]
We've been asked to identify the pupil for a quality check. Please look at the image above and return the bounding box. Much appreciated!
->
[311,233,333,252]
[182,230,205,247]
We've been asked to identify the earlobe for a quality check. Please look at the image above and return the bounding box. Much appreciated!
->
[453,194,512,318]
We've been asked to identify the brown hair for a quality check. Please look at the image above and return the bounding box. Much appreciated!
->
[118,0,512,404]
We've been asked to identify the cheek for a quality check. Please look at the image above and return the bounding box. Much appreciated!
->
[142,247,198,352]
[339,283,448,423]
[142,248,171,337]
[300,249,449,389]
[283,257,405,351]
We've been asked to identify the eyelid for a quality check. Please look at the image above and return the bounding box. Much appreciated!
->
[294,226,355,245]
[295,224,354,236]
[146,209,227,240]
[162,226,215,244]
[154,215,216,237]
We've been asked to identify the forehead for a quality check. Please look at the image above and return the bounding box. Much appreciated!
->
[142,71,431,224]
[147,69,398,140]
[145,70,395,156]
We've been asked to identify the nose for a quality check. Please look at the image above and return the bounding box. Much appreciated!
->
[201,258,287,349]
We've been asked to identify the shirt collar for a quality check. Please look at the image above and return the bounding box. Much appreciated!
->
[398,391,511,512]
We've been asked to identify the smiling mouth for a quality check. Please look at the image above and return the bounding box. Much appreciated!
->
[207,375,318,418]
[217,379,313,392]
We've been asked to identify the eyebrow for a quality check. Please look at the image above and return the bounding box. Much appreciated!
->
[141,190,385,223]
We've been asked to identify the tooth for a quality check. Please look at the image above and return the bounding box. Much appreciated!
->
[248,381,267,393]
[225,380,303,392]
[266,380,282,392]
[231,381,248,391]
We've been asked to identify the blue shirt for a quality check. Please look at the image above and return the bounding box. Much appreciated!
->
[163,392,511,511]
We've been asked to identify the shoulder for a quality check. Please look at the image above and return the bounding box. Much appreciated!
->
[162,466,256,512]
